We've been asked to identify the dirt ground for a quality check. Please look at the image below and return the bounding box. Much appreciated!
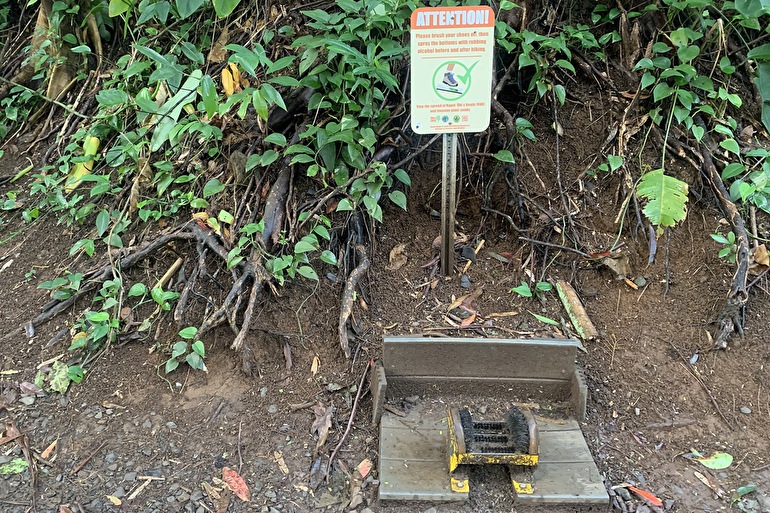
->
[1,95,770,513]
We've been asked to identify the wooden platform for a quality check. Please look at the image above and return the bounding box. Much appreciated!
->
[379,404,608,505]
[376,337,607,506]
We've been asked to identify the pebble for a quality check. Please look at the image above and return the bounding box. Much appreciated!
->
[142,419,152,429]
[105,452,118,464]
[460,274,471,288]
[113,486,126,498]
[267,404,278,414]
[740,406,752,414]
[166,421,177,429]
[123,472,137,482]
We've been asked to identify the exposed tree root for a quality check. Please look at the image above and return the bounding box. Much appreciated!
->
[699,140,750,349]
[338,245,370,358]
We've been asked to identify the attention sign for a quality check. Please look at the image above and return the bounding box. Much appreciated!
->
[410,6,495,134]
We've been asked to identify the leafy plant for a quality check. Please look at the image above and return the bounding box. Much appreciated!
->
[637,169,689,232]
[164,327,207,373]
[710,231,737,263]
[512,280,553,299]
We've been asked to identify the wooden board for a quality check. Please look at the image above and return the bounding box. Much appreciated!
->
[379,402,609,506]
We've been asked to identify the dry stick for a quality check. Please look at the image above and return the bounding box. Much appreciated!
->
[698,129,750,349]
[325,360,372,482]
[339,246,370,358]
[668,341,734,430]
[71,440,107,475]
[518,236,591,258]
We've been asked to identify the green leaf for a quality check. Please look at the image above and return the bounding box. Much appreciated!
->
[49,361,72,394]
[320,250,337,265]
[171,341,188,358]
[96,89,128,107]
[652,82,674,102]
[394,168,411,186]
[529,311,560,326]
[86,311,110,323]
[176,0,205,18]
[191,340,205,357]
[203,178,225,198]
[264,133,287,146]
[96,209,110,237]
[388,190,407,211]
[337,198,354,211]
[677,44,699,63]
[108,0,131,17]
[297,265,319,281]
[748,43,770,61]
[494,150,515,163]
[512,282,532,297]
[261,83,286,110]
[0,458,29,475]
[68,365,85,383]
[179,326,198,339]
[200,74,218,118]
[637,169,689,229]
[720,139,741,155]
[691,125,705,142]
[607,155,623,172]
[186,352,206,371]
[295,240,317,253]
[722,163,745,180]
[70,238,95,257]
[128,283,147,297]
[212,0,240,17]
[165,358,180,374]
[218,210,235,224]
[697,451,733,469]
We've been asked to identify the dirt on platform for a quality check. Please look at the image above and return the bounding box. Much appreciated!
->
[1,92,770,513]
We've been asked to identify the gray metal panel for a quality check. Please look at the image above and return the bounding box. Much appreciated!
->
[384,377,572,404]
[383,337,578,381]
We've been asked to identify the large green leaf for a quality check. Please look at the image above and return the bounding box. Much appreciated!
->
[637,169,689,230]
[213,0,240,17]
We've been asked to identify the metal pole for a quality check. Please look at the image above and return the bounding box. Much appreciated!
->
[441,133,457,276]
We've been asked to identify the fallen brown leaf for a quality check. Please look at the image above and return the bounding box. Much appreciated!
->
[222,466,250,501]
[274,451,289,475]
[311,403,335,453]
[385,243,408,271]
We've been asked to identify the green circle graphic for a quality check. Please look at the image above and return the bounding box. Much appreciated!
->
[433,61,471,101]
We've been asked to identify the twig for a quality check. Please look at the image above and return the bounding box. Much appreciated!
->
[0,76,88,118]
[71,440,107,475]
[325,360,372,482]
[668,341,733,430]
[237,421,243,473]
[518,237,590,258]
[339,245,370,358]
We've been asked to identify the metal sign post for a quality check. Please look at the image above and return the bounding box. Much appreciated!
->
[441,133,457,276]
[410,6,495,276]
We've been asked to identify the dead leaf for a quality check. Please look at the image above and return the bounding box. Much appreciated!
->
[207,27,230,63]
[311,403,335,453]
[753,244,769,267]
[41,439,58,459]
[693,470,725,498]
[627,485,663,507]
[356,458,372,478]
[311,355,320,375]
[58,506,74,513]
[222,466,250,501]
[105,495,122,506]
[221,68,235,97]
[601,254,631,279]
[460,314,477,327]
[385,243,408,271]
[201,481,221,500]
[274,451,289,475]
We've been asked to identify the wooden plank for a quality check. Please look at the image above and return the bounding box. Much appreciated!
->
[370,362,387,424]
[383,337,578,381]
[384,377,572,403]
[513,461,609,504]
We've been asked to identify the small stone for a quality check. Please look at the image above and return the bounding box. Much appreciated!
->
[177,492,190,502]
[123,472,137,482]
[105,452,118,464]
[166,421,177,429]
[94,412,103,420]
[196,508,205,513]
[20,396,35,406]
[166,496,177,503]
[633,276,647,287]
[404,395,420,405]
[740,406,752,414]
[107,463,118,471]
[422,508,437,513]
[264,490,277,499]
[113,487,126,498]
[142,448,152,456]
[267,405,278,414]
[142,419,152,429]
[460,274,471,288]
[260,387,268,397]
[190,490,204,501]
